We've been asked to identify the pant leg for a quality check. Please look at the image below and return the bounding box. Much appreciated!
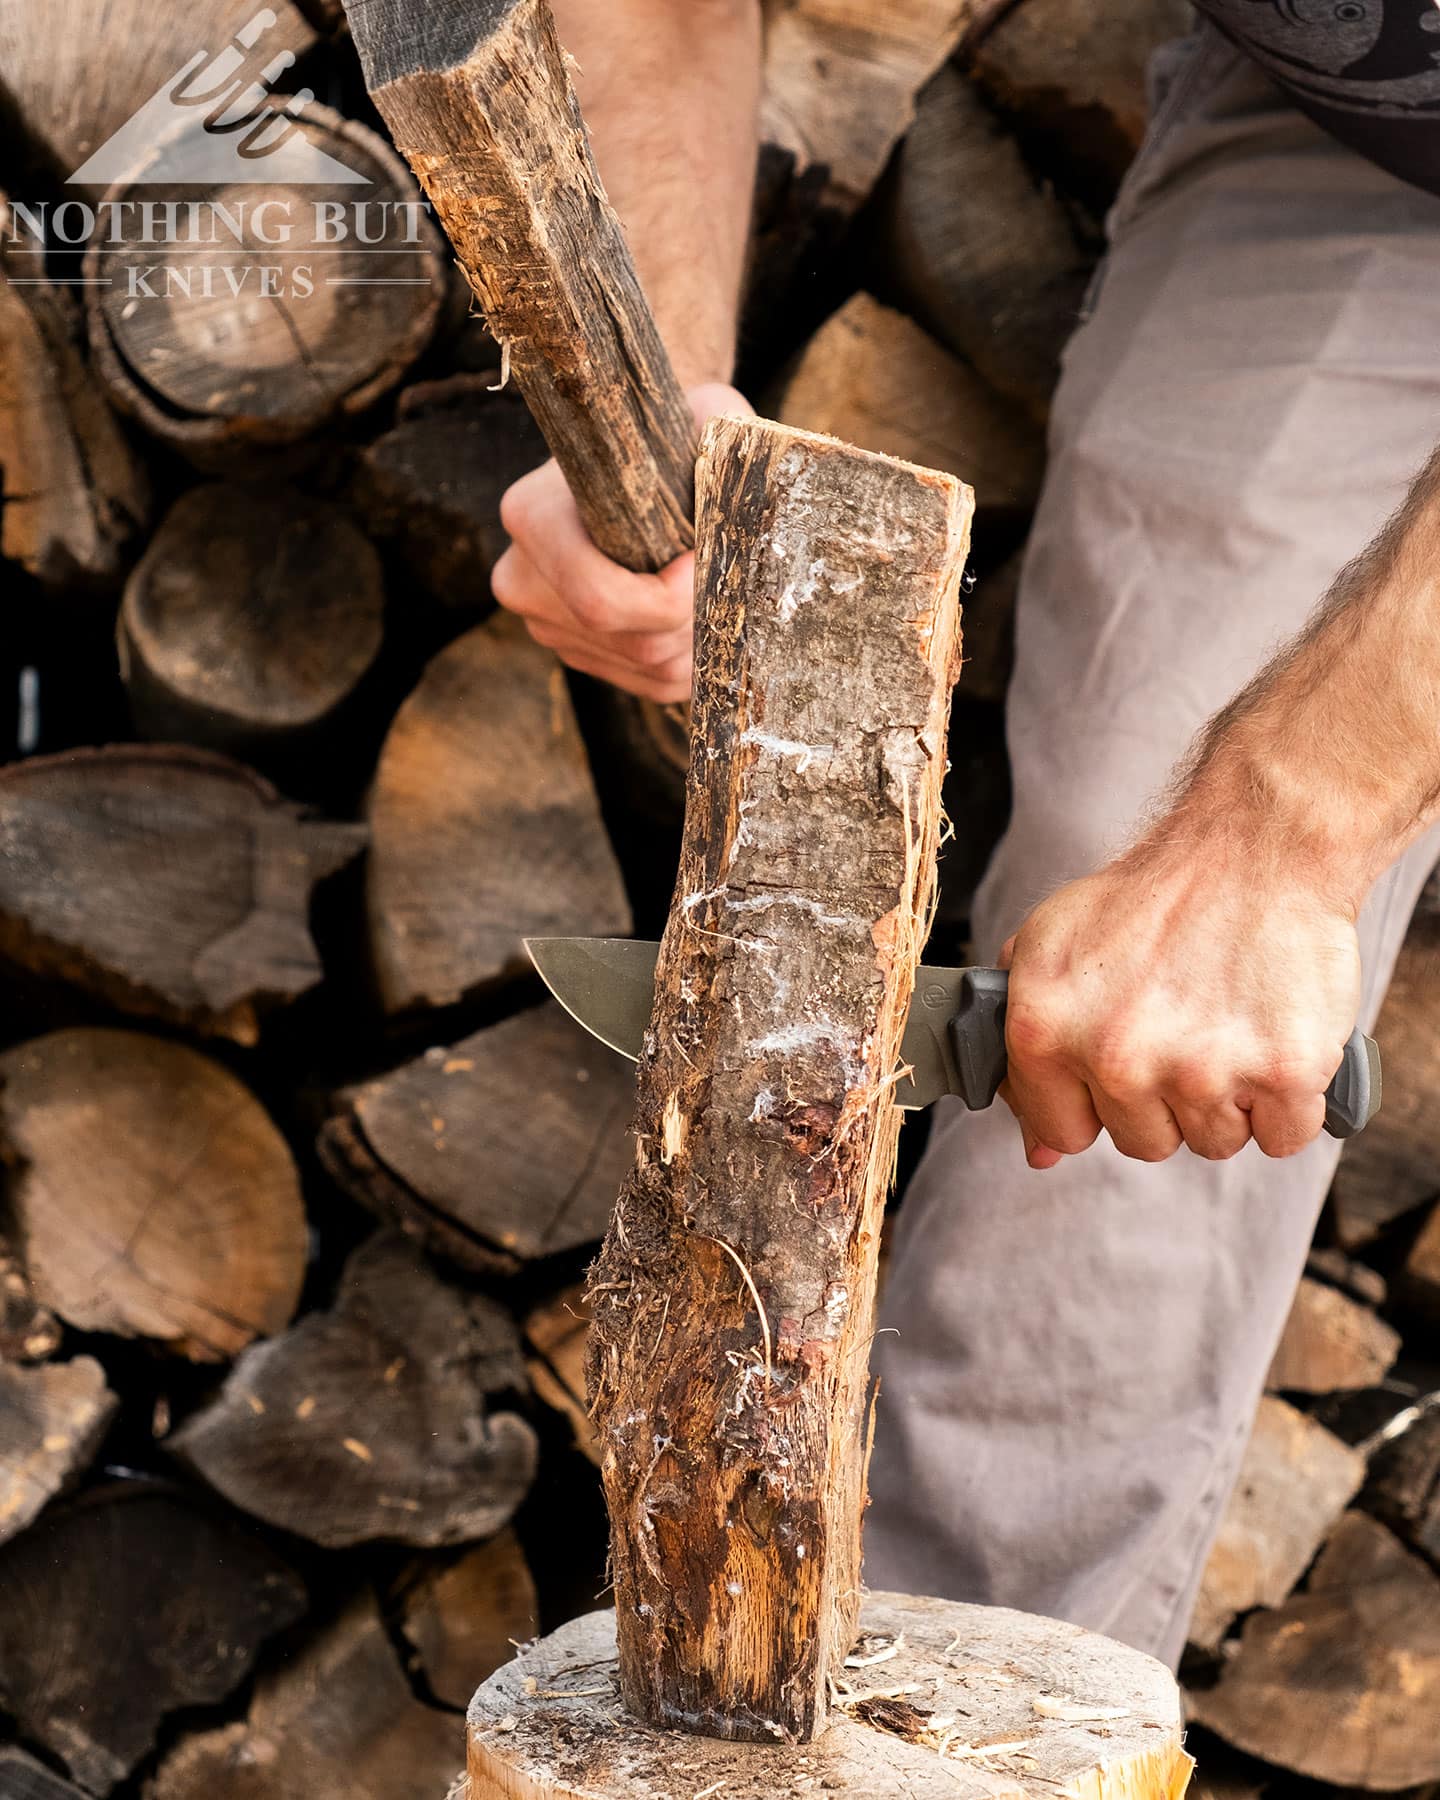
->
[865,28,1440,1668]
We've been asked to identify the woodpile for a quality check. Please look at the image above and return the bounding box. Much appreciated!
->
[0,0,1436,1796]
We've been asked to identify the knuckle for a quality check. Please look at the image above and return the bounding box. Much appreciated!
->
[1005,1002,1067,1065]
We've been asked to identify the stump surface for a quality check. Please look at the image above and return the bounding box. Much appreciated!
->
[468,1592,1192,1800]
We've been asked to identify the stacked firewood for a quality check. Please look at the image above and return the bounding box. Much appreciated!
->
[0,2,1436,1797]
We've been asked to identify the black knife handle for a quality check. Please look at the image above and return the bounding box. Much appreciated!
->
[946,969,1381,1139]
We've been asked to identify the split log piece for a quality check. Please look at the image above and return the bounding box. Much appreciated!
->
[0,744,366,1041]
[771,293,1045,521]
[1187,1394,1364,1652]
[0,1355,116,1547]
[876,61,1091,418]
[467,1593,1192,1800]
[149,1591,463,1800]
[1330,909,1440,1248]
[1189,1511,1440,1790]
[320,1002,635,1272]
[1365,1405,1440,1563]
[396,1527,539,1709]
[119,484,385,758]
[84,103,445,468]
[1402,1202,1440,1320]
[169,1233,538,1547]
[1305,1244,1387,1309]
[353,376,548,610]
[0,1748,90,1800]
[0,1234,61,1363]
[1266,1276,1401,1397]
[0,194,149,589]
[587,415,972,1739]
[0,1481,307,1794]
[1,1028,307,1359]
[345,0,698,571]
[365,612,631,1014]
[524,1282,599,1466]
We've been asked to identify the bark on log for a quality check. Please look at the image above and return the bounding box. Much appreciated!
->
[1189,1511,1440,1790]
[969,0,1193,207]
[149,1592,462,1800]
[876,62,1090,418]
[365,613,631,1015]
[0,744,365,1042]
[0,1482,307,1794]
[587,415,971,1740]
[353,377,548,610]
[771,294,1044,522]
[1266,1276,1400,1397]
[759,0,1001,212]
[0,0,314,180]
[0,195,149,590]
[396,1528,540,1709]
[467,1593,1192,1799]
[169,1234,538,1547]
[1330,910,1440,1249]
[1188,1395,1364,1652]
[0,1355,116,1548]
[84,104,445,469]
[119,484,385,760]
[320,1002,635,1273]
[345,0,698,572]
[0,1029,307,1360]
[1366,1406,1440,1564]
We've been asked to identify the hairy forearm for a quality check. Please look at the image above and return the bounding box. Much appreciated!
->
[549,0,762,388]
[1145,447,1440,908]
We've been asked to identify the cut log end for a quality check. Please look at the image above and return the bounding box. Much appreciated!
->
[467,1594,1192,1800]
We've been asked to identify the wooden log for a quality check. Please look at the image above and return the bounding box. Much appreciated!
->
[0,1746,91,1800]
[1189,1511,1440,1789]
[118,485,385,759]
[1330,909,1440,1249]
[150,1591,467,1800]
[0,1356,116,1548]
[1,1028,307,1360]
[771,294,1044,522]
[0,0,314,179]
[0,745,366,1042]
[0,1235,61,1364]
[0,1481,307,1794]
[524,1282,600,1466]
[1366,1405,1440,1564]
[366,612,631,1015]
[345,0,698,572]
[84,103,446,469]
[875,62,1090,417]
[320,1002,635,1273]
[396,1528,539,1709]
[587,416,971,1739]
[759,0,1004,214]
[969,0,1193,207]
[468,1593,1192,1799]
[1305,1244,1387,1309]
[169,1233,538,1547]
[0,195,149,590]
[1187,1395,1364,1652]
[1266,1276,1400,1397]
[353,376,549,610]
[1402,1202,1440,1320]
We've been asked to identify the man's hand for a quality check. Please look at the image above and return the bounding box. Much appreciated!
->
[493,384,751,702]
[998,837,1362,1169]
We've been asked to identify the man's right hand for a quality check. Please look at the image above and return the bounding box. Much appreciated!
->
[493,383,752,703]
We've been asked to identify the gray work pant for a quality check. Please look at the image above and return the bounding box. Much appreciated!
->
[864,26,1440,1667]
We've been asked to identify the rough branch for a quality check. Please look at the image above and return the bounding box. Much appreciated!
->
[587,414,972,1740]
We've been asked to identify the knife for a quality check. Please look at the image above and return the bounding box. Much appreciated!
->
[525,938,1381,1139]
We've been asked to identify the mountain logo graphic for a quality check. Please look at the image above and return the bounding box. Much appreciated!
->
[69,8,368,187]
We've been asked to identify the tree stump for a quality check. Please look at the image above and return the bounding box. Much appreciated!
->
[467,1593,1192,1800]
[84,103,445,468]
[119,484,385,759]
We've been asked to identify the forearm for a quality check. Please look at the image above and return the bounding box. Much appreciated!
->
[1144,448,1440,908]
[549,0,762,388]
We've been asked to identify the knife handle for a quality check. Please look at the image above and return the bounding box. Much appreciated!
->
[947,970,1381,1139]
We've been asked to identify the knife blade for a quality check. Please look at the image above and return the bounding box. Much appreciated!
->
[524,937,1380,1137]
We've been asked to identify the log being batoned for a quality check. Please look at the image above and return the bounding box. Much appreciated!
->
[467,1595,1192,1800]
[344,0,697,570]
[587,415,972,1740]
